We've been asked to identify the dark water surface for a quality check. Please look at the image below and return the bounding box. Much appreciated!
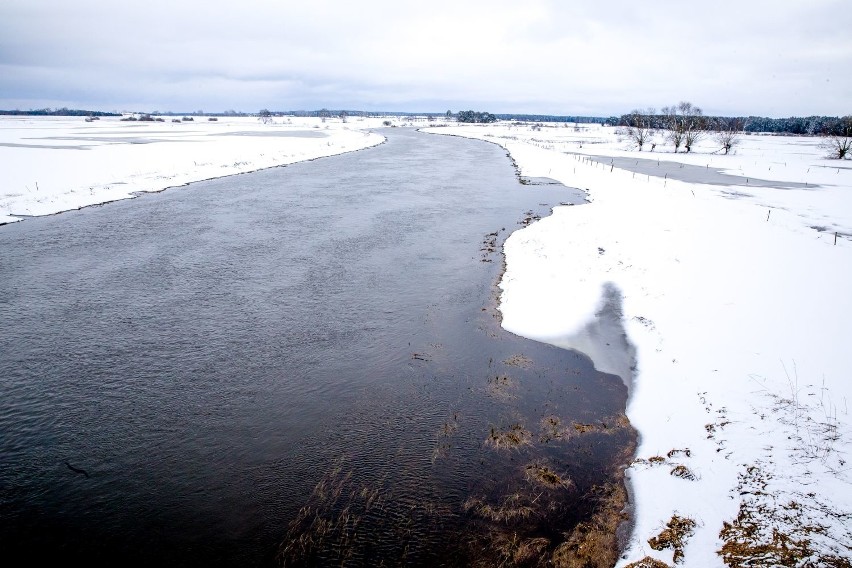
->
[1,129,634,566]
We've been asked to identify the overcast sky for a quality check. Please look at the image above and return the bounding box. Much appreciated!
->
[2,0,850,117]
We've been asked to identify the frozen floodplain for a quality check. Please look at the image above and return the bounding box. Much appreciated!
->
[0,115,385,225]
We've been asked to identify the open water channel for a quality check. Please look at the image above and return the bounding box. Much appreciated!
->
[0,129,635,566]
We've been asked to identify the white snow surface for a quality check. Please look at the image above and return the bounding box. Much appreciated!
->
[0,115,387,224]
[424,123,852,566]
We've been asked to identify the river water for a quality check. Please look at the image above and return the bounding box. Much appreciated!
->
[0,129,635,566]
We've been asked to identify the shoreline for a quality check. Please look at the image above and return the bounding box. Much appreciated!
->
[0,135,387,226]
[426,122,852,566]
[468,127,639,565]
[0,116,388,226]
[1,126,637,566]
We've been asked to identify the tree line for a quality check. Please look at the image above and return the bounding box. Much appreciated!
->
[618,103,850,158]
[0,108,120,117]
[615,110,851,137]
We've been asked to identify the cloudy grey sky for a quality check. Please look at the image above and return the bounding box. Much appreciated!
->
[2,0,850,117]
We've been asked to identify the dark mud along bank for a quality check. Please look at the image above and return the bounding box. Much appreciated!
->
[0,128,636,566]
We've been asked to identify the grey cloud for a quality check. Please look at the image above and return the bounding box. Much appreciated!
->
[1,0,850,115]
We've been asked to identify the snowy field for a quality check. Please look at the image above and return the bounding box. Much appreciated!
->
[423,123,852,566]
[0,115,387,225]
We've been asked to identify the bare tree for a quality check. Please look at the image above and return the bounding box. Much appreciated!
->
[662,102,705,153]
[680,102,705,152]
[820,116,852,159]
[714,117,744,155]
[624,108,656,151]
[661,105,684,152]
[258,109,273,124]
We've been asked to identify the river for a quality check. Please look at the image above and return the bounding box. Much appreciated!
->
[0,128,635,566]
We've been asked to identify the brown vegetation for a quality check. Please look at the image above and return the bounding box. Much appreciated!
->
[486,374,519,401]
[718,464,852,567]
[624,557,672,568]
[550,483,630,568]
[504,354,534,368]
[487,423,533,449]
[524,461,573,489]
[463,493,537,523]
[648,514,696,564]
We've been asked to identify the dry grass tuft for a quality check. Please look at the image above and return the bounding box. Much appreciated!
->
[464,493,537,523]
[550,483,629,568]
[720,513,815,567]
[491,532,551,567]
[539,415,570,443]
[718,464,852,567]
[440,419,458,437]
[277,463,385,566]
[624,557,672,568]
[648,514,696,564]
[572,422,598,434]
[486,374,519,401]
[487,423,533,449]
[666,448,691,459]
[571,415,630,435]
[432,413,460,463]
[504,354,534,368]
[524,462,573,489]
[669,464,697,480]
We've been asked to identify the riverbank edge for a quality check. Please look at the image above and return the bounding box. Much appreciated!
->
[0,132,387,227]
[421,126,639,566]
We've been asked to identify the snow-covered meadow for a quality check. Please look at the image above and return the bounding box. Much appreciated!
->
[423,122,852,566]
[0,115,387,225]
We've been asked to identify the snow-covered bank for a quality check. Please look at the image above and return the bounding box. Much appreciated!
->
[424,123,852,566]
[0,115,387,224]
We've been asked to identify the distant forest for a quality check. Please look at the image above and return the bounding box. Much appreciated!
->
[2,107,847,136]
[0,108,120,117]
